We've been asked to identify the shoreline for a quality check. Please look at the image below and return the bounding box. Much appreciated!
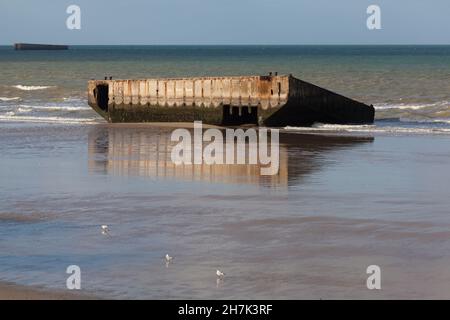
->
[1,123,450,299]
[0,281,96,300]
[2,120,450,137]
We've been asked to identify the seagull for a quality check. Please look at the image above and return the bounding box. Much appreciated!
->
[216,270,225,278]
[101,225,110,235]
[165,254,174,268]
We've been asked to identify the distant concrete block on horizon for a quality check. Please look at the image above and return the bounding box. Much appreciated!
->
[14,43,69,50]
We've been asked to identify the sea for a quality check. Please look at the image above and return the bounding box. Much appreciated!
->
[0,46,449,299]
[0,45,450,133]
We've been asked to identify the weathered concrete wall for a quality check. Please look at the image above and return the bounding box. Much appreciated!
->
[264,77,375,126]
[88,75,289,110]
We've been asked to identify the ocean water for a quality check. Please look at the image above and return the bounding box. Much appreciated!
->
[1,46,450,299]
[0,45,450,133]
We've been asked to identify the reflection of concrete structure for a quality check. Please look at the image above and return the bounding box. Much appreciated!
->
[88,125,288,186]
[88,125,374,187]
[88,75,374,126]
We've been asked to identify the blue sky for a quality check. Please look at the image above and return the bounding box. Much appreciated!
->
[1,0,449,45]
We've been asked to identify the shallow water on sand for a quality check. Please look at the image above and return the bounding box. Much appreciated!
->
[1,123,450,299]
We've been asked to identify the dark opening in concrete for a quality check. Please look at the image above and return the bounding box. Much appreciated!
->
[95,84,109,112]
[222,105,258,126]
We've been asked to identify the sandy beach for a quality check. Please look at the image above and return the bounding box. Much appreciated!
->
[0,281,93,300]
[1,123,450,299]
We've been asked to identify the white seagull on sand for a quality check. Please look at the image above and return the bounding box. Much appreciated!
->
[216,270,225,278]
[165,254,173,262]
[101,225,110,235]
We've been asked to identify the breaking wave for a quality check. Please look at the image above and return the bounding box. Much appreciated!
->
[375,101,449,114]
[374,101,450,126]
[12,85,55,91]
[0,97,100,124]
[0,97,21,101]
[0,114,100,124]
[14,104,91,112]
[375,101,449,110]
[285,120,450,135]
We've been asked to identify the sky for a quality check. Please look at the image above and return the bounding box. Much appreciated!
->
[0,0,449,45]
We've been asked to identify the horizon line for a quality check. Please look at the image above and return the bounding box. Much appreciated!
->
[2,43,450,46]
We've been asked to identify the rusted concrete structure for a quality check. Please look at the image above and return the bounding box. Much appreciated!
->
[88,75,374,126]
[14,43,68,50]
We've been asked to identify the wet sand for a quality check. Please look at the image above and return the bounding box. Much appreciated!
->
[0,281,93,300]
[1,123,450,299]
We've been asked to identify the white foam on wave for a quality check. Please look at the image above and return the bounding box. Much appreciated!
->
[43,106,90,111]
[12,85,55,91]
[375,101,449,110]
[432,119,450,124]
[63,97,83,101]
[0,97,21,101]
[399,118,450,125]
[16,107,32,113]
[0,114,100,124]
[285,124,376,132]
[17,104,90,112]
[284,123,450,135]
